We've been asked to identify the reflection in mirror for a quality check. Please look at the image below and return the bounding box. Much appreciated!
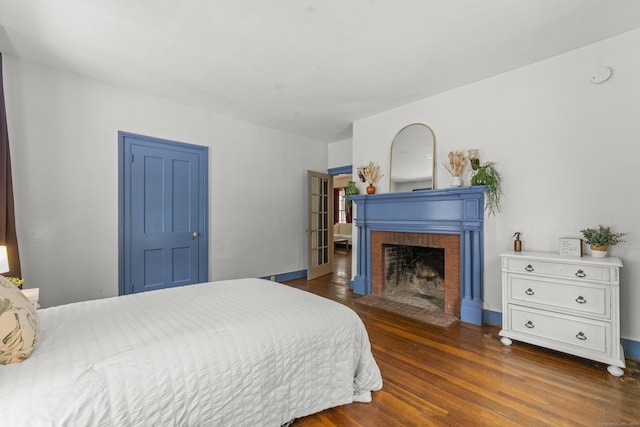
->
[389,123,435,192]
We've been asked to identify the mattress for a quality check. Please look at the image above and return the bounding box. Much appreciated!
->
[0,278,383,426]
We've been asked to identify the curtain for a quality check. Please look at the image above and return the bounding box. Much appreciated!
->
[333,188,353,224]
[333,188,340,224]
[0,53,21,277]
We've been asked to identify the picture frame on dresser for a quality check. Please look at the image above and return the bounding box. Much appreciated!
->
[499,251,625,377]
[559,237,583,257]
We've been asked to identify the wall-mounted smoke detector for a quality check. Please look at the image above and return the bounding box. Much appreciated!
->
[590,66,613,84]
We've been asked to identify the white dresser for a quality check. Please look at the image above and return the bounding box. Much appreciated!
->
[499,251,625,376]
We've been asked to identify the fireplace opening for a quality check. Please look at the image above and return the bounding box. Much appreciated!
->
[370,231,461,319]
[383,245,446,312]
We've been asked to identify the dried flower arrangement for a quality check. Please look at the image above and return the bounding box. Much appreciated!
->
[442,150,467,177]
[357,162,384,185]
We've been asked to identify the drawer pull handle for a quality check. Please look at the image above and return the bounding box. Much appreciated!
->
[576,332,587,341]
[575,269,586,278]
[525,288,535,296]
[575,296,587,304]
[525,264,534,272]
[525,321,534,329]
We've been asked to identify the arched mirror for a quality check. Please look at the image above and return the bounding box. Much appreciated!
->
[389,123,435,192]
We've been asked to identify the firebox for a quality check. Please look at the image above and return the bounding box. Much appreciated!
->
[383,244,446,313]
[372,232,461,318]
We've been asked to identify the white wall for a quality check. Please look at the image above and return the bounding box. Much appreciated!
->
[328,137,353,169]
[353,29,640,342]
[4,56,327,308]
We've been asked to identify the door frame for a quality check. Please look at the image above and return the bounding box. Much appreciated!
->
[308,165,353,279]
[118,131,209,295]
[307,170,334,280]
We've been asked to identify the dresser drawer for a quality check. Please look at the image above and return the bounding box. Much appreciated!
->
[508,305,608,354]
[506,258,612,283]
[508,275,609,318]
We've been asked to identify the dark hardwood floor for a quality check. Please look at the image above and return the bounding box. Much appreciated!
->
[283,253,640,427]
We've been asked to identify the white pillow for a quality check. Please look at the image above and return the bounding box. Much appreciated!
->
[0,275,40,364]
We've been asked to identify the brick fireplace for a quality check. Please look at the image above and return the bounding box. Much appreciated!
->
[350,187,485,325]
[372,232,460,318]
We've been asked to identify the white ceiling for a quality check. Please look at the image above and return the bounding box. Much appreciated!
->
[2,0,640,142]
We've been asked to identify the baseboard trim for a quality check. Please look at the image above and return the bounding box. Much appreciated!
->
[260,269,307,283]
[622,338,640,361]
[483,309,502,327]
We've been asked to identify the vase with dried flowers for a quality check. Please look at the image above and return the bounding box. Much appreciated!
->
[357,162,384,194]
[442,150,467,187]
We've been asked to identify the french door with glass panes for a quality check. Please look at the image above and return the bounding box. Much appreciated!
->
[307,170,333,279]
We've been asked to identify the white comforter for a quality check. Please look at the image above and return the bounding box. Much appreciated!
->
[0,278,382,426]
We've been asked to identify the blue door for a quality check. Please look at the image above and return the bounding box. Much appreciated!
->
[119,132,208,295]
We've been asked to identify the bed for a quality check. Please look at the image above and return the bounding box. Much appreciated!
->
[0,277,383,426]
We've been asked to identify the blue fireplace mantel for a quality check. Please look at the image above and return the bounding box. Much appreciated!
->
[350,187,485,325]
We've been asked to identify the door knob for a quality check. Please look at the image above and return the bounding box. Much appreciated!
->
[192,231,199,239]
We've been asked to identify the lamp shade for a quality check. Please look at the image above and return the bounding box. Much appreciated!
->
[0,246,9,274]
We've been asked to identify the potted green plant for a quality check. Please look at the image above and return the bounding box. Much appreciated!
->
[580,225,626,258]
[471,161,502,216]
[344,180,360,213]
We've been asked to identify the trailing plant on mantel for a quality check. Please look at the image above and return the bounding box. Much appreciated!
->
[471,161,502,216]
[345,180,359,198]
[344,181,359,213]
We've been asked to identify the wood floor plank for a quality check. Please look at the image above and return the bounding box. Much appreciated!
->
[283,253,640,426]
